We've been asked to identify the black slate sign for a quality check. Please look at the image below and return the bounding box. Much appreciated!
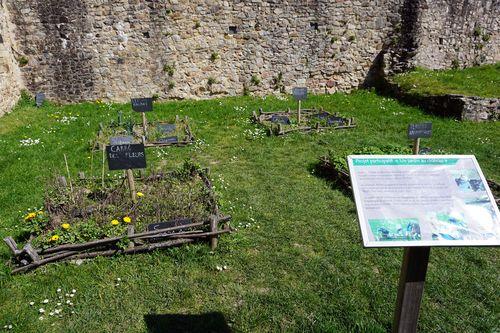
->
[158,123,176,134]
[106,144,146,170]
[131,98,153,112]
[327,116,345,126]
[110,136,134,145]
[408,122,432,139]
[35,92,45,107]
[312,112,329,120]
[270,115,291,125]
[147,218,193,233]
[292,87,307,101]
[157,136,178,144]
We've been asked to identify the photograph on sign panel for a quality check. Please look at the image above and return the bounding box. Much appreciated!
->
[368,218,421,242]
[451,169,486,192]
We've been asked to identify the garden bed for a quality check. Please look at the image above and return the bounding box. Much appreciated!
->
[252,107,355,136]
[319,145,500,206]
[318,145,413,191]
[92,114,195,149]
[4,162,231,274]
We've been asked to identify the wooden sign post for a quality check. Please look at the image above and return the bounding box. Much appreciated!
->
[392,123,433,332]
[292,87,307,124]
[131,98,153,138]
[106,143,147,202]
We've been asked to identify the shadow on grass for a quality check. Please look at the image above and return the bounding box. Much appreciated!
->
[144,312,232,333]
[308,160,353,199]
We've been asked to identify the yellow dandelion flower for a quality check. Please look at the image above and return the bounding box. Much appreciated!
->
[51,235,59,242]
[123,216,132,223]
[136,192,144,198]
[111,219,119,226]
[62,223,70,230]
[24,212,37,221]
[37,211,44,215]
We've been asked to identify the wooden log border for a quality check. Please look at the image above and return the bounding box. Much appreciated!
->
[93,116,196,150]
[252,108,356,136]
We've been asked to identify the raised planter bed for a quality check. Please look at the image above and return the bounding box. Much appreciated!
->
[252,107,356,136]
[4,163,231,274]
[92,114,195,150]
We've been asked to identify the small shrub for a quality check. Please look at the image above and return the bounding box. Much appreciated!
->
[167,81,175,90]
[18,56,29,67]
[348,35,356,42]
[330,37,338,43]
[482,33,491,42]
[152,94,160,101]
[210,52,220,62]
[451,59,460,69]
[250,75,261,86]
[473,27,482,37]
[243,84,250,96]
[194,21,201,29]
[163,64,175,76]
[207,77,216,86]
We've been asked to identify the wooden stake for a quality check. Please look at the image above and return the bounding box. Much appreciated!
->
[298,100,302,124]
[209,216,218,250]
[127,169,137,202]
[392,247,430,333]
[142,112,148,136]
[101,148,106,187]
[63,154,74,193]
[412,138,420,155]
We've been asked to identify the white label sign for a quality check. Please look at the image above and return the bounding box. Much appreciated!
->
[348,155,500,247]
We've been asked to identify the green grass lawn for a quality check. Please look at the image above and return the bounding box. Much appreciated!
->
[392,63,500,98]
[0,91,498,332]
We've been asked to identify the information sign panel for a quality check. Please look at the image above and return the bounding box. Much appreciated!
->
[348,155,500,247]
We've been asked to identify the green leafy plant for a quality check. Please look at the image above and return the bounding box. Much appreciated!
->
[207,77,216,86]
[163,64,175,76]
[210,52,220,62]
[17,56,29,67]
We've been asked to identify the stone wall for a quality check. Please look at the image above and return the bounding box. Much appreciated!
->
[1,0,499,105]
[0,1,24,115]
[414,0,500,69]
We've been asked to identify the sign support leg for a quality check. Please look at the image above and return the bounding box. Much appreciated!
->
[392,247,430,333]
[126,169,137,202]
[298,100,302,124]
[412,138,420,155]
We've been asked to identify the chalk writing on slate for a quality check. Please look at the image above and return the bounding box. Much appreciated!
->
[157,136,179,144]
[408,122,432,139]
[35,92,45,107]
[147,218,193,234]
[131,98,153,112]
[106,144,146,170]
[158,123,176,134]
[110,136,134,145]
[292,87,307,101]
[327,116,345,126]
